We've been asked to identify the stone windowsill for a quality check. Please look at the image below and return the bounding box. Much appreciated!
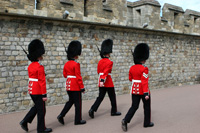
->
[103,5,112,12]
[60,0,73,6]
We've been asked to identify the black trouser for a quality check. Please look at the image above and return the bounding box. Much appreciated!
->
[22,95,46,132]
[91,87,117,114]
[59,91,82,123]
[124,94,151,126]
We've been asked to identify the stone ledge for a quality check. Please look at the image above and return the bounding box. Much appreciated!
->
[164,3,184,13]
[161,17,168,22]
[0,12,199,37]
[184,22,190,27]
[130,0,161,8]
[168,8,184,13]
[185,9,200,17]
[60,0,73,6]
[103,5,113,12]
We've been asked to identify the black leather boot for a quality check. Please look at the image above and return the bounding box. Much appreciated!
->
[89,109,94,118]
[121,119,127,132]
[111,111,121,116]
[38,128,52,133]
[144,122,154,128]
[75,120,86,125]
[57,115,64,125]
[19,120,28,132]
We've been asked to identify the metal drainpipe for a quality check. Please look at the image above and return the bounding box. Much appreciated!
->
[35,0,37,9]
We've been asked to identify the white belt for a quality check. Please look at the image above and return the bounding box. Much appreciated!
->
[67,76,76,78]
[66,76,76,91]
[99,73,111,76]
[29,78,38,81]
[132,80,141,83]
[98,73,111,85]
[98,73,112,81]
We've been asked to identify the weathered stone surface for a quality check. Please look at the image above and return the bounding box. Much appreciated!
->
[0,0,199,35]
[0,13,199,114]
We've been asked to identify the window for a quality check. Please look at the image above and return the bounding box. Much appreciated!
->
[174,12,178,19]
[136,9,141,15]
[194,17,197,24]
[84,0,87,16]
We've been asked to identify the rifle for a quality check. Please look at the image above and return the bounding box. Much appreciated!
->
[63,43,67,53]
[95,44,100,53]
[131,49,134,55]
[18,42,28,55]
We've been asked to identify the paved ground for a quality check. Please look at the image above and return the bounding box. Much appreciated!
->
[0,84,200,133]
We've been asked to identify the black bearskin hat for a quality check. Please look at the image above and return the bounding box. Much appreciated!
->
[67,41,82,60]
[133,43,149,64]
[27,39,45,62]
[100,39,113,57]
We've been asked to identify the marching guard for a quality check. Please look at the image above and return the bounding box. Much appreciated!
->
[89,39,121,118]
[19,39,52,132]
[121,43,154,132]
[57,41,86,125]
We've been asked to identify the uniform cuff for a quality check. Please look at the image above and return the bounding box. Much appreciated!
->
[81,88,85,92]
[42,94,47,98]
[144,92,149,97]
[100,79,105,82]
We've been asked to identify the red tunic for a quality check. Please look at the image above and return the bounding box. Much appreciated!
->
[28,62,47,96]
[63,60,84,91]
[97,58,114,87]
[129,64,150,95]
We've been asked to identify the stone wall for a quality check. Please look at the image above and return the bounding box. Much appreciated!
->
[37,0,84,20]
[0,0,35,15]
[128,0,161,28]
[85,0,127,25]
[127,1,200,35]
[0,0,84,19]
[0,0,199,35]
[0,13,200,113]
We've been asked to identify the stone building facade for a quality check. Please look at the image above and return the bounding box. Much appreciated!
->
[0,0,199,35]
[0,13,200,113]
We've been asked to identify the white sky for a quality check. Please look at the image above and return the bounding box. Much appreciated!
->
[127,0,200,12]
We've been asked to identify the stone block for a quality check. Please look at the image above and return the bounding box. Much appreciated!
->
[20,80,27,87]
[22,100,30,106]
[19,71,27,76]
[8,93,14,98]
[34,9,48,17]
[0,94,8,99]
[0,78,6,83]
